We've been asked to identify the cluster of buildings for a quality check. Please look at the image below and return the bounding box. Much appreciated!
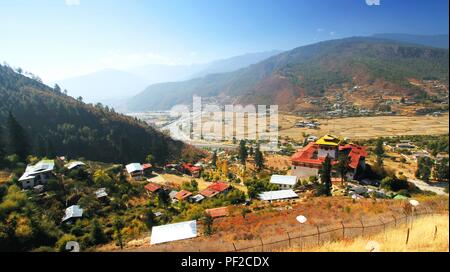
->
[144,181,231,204]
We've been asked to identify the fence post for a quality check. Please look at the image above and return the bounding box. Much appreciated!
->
[379,217,386,235]
[287,231,291,248]
[405,228,410,245]
[232,242,237,252]
[359,218,365,237]
[316,225,320,246]
[340,221,345,239]
[260,237,264,252]
[392,214,397,227]
[433,226,438,241]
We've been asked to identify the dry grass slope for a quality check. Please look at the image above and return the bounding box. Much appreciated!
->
[289,215,449,252]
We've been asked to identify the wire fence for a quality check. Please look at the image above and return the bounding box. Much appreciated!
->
[130,206,448,252]
[229,207,444,252]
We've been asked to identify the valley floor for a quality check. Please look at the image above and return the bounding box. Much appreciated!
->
[279,114,449,141]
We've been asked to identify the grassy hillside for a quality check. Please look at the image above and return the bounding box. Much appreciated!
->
[0,64,195,164]
[126,37,449,111]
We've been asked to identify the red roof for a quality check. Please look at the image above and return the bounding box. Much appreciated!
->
[205,207,229,218]
[200,182,230,198]
[208,182,230,192]
[291,142,325,166]
[291,142,366,169]
[144,183,161,193]
[175,190,193,201]
[182,163,201,173]
[142,163,152,170]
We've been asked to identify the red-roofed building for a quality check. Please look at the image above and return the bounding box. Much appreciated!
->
[291,136,367,180]
[144,183,161,195]
[175,190,193,201]
[205,207,229,218]
[200,182,231,198]
[181,163,202,178]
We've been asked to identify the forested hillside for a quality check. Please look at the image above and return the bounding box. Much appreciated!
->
[0,64,193,164]
[126,37,449,111]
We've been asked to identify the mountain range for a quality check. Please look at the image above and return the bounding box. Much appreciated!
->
[125,36,449,112]
[56,51,281,105]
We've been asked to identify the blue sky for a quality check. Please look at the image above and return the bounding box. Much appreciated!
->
[0,0,448,82]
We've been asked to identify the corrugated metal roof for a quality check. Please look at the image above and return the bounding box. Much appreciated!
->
[62,205,83,222]
[19,160,55,181]
[150,220,197,245]
[65,161,86,170]
[270,175,298,186]
[258,190,298,201]
[126,163,143,174]
[205,207,229,218]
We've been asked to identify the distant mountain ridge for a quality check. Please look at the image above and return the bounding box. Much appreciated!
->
[125,37,449,112]
[372,33,449,49]
[56,51,281,105]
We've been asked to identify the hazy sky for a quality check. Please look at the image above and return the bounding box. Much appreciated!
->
[1,0,448,82]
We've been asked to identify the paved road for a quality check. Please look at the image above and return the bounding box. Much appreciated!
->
[409,179,447,195]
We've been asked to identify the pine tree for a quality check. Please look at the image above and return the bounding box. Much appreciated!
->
[204,212,214,236]
[89,219,107,245]
[254,144,264,171]
[319,156,332,196]
[334,153,350,185]
[0,126,5,167]
[211,150,217,168]
[375,138,384,167]
[239,140,248,165]
[7,112,29,160]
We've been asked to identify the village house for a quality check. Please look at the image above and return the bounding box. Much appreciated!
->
[180,163,202,178]
[65,161,86,171]
[258,189,298,202]
[125,163,144,180]
[144,183,162,196]
[205,207,229,219]
[291,135,367,180]
[270,175,298,190]
[174,190,193,202]
[200,182,231,198]
[19,160,55,189]
[62,205,83,223]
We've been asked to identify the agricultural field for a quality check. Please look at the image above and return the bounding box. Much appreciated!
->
[279,113,449,141]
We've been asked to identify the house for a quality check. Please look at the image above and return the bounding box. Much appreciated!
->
[19,160,55,189]
[205,207,229,219]
[191,194,205,203]
[150,220,197,245]
[200,182,231,198]
[142,164,153,175]
[94,188,108,199]
[125,163,144,180]
[65,161,86,171]
[144,183,161,195]
[175,190,193,202]
[291,135,367,180]
[270,175,298,190]
[181,163,202,178]
[62,205,83,223]
[258,190,299,202]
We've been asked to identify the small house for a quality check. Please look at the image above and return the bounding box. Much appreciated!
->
[19,160,55,189]
[205,207,229,219]
[126,163,144,180]
[62,205,83,223]
[270,175,298,190]
[175,190,193,202]
[144,183,161,195]
[200,182,230,198]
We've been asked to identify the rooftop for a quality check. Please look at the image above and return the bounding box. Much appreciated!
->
[150,220,197,245]
[175,190,193,201]
[126,163,143,174]
[144,183,161,193]
[259,190,298,201]
[62,205,83,222]
[19,160,55,181]
[270,175,298,186]
[205,207,229,218]
[65,161,86,170]
[316,134,341,146]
